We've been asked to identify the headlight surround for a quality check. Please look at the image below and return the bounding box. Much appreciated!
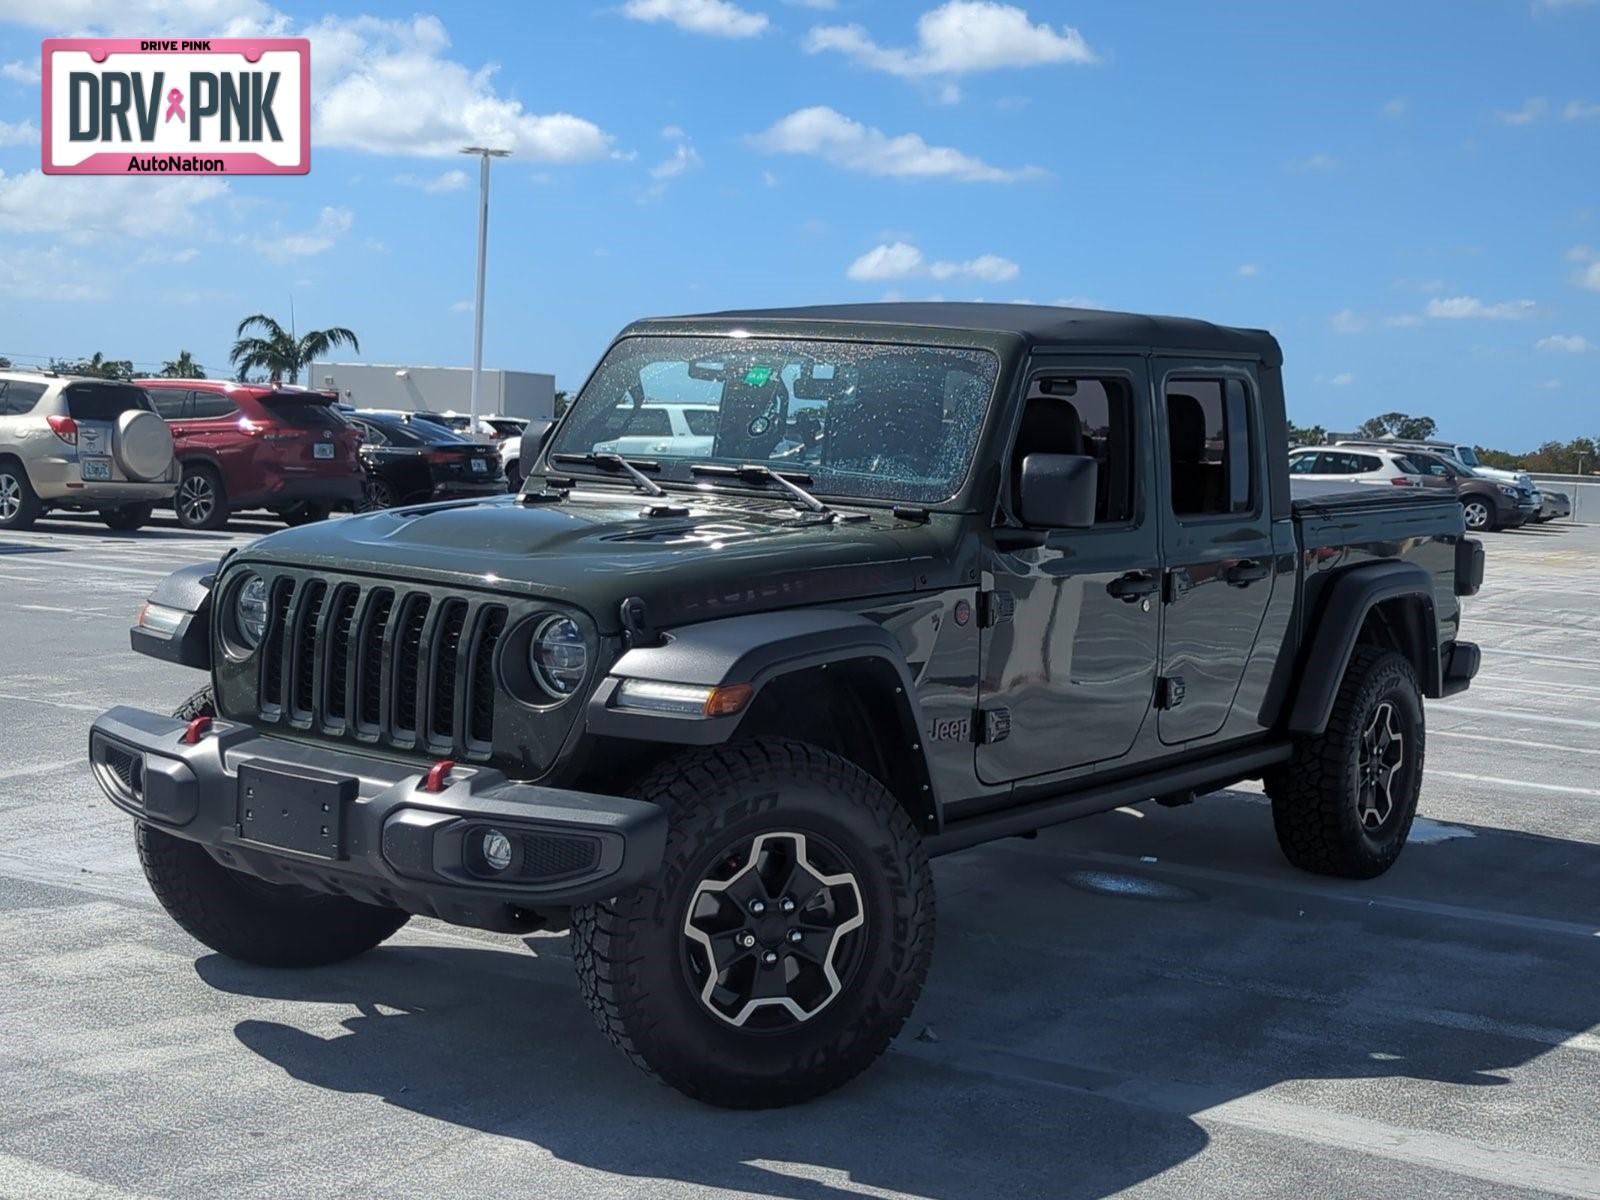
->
[1498,484,1519,498]
[234,572,268,649]
[530,615,587,697]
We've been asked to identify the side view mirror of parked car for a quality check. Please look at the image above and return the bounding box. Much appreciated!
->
[1018,452,1098,528]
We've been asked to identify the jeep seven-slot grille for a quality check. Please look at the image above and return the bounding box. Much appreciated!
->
[256,576,506,758]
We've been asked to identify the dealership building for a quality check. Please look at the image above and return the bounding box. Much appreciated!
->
[309,362,556,421]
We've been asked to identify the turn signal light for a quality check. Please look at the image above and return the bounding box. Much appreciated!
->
[705,684,753,717]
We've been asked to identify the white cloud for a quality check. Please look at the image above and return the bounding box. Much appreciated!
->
[1496,97,1547,126]
[2,60,40,84]
[1424,295,1537,320]
[394,168,469,193]
[136,246,200,265]
[0,245,107,301]
[309,15,614,161]
[650,129,701,180]
[1536,334,1592,353]
[450,299,473,313]
[0,118,35,146]
[1314,372,1356,386]
[1578,262,1600,292]
[0,0,279,33]
[0,170,227,240]
[1568,245,1598,263]
[1382,97,1407,118]
[1566,100,1600,120]
[805,1,1095,78]
[1054,295,1103,309]
[1237,263,1259,278]
[622,0,768,38]
[1289,152,1338,172]
[785,0,837,8]
[846,241,1019,283]
[1385,313,1425,328]
[1329,309,1369,334]
[253,205,353,259]
[751,106,1043,182]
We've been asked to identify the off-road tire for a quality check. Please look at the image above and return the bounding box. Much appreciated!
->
[0,461,43,531]
[572,738,935,1108]
[175,463,229,530]
[1266,647,1424,879]
[135,686,409,965]
[100,503,154,532]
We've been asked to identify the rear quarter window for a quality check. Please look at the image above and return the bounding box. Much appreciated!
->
[63,383,153,421]
[0,381,48,416]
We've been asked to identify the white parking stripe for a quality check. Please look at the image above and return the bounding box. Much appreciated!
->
[1430,770,1600,798]
[1432,729,1600,758]
[1441,704,1600,732]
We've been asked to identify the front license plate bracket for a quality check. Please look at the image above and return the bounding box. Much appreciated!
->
[236,763,355,859]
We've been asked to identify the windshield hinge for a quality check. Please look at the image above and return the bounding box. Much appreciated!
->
[619,596,664,650]
[974,706,1011,745]
[978,589,1015,628]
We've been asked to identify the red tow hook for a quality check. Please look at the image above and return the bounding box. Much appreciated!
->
[421,759,457,793]
[180,716,213,745]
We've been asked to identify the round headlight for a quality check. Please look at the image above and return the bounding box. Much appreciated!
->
[530,615,586,697]
[235,573,268,649]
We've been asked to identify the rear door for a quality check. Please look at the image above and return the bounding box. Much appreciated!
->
[1155,361,1276,745]
[62,383,154,482]
[977,356,1161,784]
[184,389,247,493]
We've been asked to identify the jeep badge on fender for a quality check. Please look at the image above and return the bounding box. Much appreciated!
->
[42,38,310,175]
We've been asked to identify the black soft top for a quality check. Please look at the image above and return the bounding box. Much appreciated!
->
[645,302,1281,366]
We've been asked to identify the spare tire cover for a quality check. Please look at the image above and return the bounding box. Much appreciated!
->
[114,409,175,482]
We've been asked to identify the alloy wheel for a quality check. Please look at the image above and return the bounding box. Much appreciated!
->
[0,473,19,522]
[1462,500,1489,530]
[681,830,866,1030]
[1357,700,1405,830]
[178,474,215,526]
[360,479,395,511]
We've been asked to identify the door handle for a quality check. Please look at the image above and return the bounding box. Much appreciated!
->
[1224,559,1270,586]
[1106,571,1160,602]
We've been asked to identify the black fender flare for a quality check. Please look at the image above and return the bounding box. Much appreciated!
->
[585,609,938,810]
[1286,560,1441,735]
[130,560,218,670]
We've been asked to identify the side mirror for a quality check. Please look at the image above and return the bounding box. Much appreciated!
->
[1018,453,1098,529]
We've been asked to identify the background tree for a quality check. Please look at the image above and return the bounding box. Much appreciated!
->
[1355,411,1438,441]
[1287,419,1327,446]
[229,313,359,385]
[0,355,11,369]
[159,350,205,379]
[554,390,569,417]
[50,352,134,380]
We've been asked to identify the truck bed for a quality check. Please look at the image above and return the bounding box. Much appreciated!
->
[1290,481,1465,551]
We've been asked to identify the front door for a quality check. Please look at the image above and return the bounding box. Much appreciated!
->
[1155,360,1277,745]
[977,356,1161,785]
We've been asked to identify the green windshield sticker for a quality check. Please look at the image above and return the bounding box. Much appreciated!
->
[743,365,774,387]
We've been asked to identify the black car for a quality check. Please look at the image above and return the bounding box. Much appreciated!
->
[344,411,504,508]
[94,302,1482,1109]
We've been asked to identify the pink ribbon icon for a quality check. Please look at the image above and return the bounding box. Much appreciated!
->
[164,88,185,123]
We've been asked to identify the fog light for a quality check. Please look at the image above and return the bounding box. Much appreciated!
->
[481,828,513,873]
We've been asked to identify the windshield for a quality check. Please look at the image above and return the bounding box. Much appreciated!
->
[550,335,1000,504]
[1457,445,1480,468]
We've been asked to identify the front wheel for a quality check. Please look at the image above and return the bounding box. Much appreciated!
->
[1266,647,1424,879]
[101,502,154,532]
[358,477,397,511]
[572,739,935,1108]
[1461,497,1495,532]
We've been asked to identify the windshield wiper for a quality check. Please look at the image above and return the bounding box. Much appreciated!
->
[551,452,666,497]
[689,463,835,520]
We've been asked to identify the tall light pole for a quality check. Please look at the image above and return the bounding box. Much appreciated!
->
[461,146,510,428]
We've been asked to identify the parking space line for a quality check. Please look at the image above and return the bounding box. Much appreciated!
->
[901,1041,1600,1198]
[1441,705,1600,732]
[1432,729,1600,758]
[3,758,85,781]
[1431,770,1600,798]
[0,692,111,714]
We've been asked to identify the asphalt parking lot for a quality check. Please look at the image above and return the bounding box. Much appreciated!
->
[2,510,1598,1200]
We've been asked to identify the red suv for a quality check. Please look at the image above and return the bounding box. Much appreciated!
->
[139,381,365,529]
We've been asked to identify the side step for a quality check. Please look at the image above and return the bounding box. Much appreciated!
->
[926,741,1292,857]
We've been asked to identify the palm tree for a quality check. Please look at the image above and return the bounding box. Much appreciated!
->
[51,351,134,380]
[159,350,205,379]
[229,314,360,385]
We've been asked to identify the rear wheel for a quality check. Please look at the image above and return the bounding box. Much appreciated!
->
[0,463,42,531]
[135,685,409,965]
[572,739,935,1108]
[1461,497,1495,532]
[505,460,522,492]
[175,464,229,530]
[1266,647,1424,879]
[359,477,397,511]
[100,502,154,532]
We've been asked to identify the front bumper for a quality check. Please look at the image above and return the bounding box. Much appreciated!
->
[89,705,666,930]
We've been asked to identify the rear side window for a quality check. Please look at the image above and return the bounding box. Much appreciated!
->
[1165,377,1255,516]
[1289,452,1321,474]
[63,383,152,421]
[683,409,719,437]
[624,408,673,437]
[0,381,48,416]
[146,389,189,420]
[189,392,238,419]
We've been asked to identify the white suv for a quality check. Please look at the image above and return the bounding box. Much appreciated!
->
[1288,446,1437,487]
[0,372,177,532]
[593,404,719,458]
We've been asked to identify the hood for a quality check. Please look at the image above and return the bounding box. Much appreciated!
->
[231,488,966,632]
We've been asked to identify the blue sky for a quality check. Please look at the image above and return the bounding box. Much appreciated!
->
[1,0,1597,449]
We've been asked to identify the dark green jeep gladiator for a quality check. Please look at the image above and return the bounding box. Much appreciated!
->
[91,304,1483,1107]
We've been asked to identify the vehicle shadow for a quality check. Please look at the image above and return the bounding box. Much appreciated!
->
[196,800,1600,1199]
[31,513,251,540]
